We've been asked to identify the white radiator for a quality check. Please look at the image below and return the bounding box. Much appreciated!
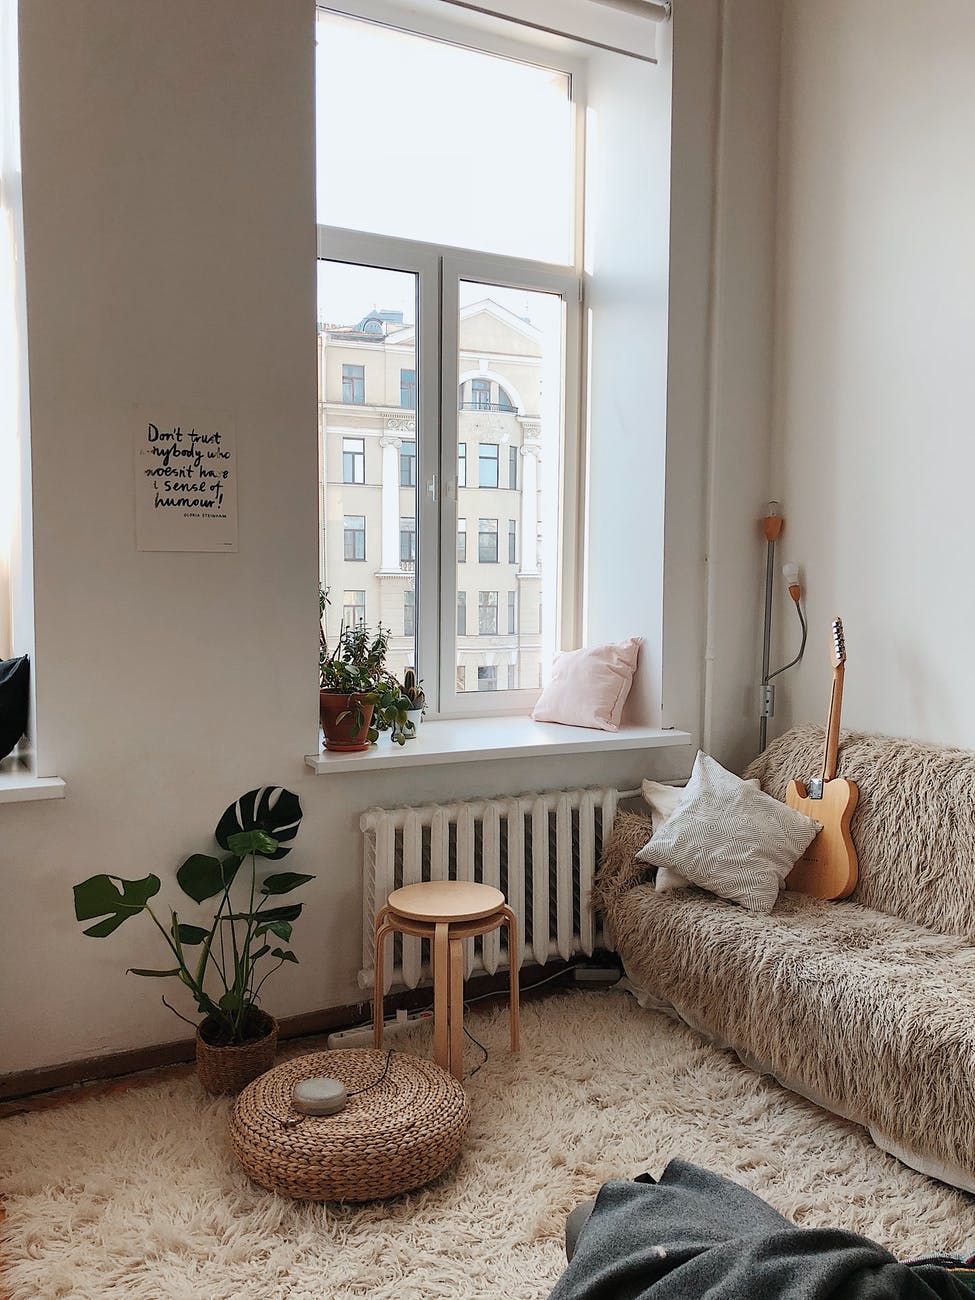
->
[359,786,624,992]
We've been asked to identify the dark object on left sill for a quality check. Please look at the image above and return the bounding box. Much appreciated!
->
[0,655,29,761]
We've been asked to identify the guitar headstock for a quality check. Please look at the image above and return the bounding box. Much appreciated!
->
[832,617,847,667]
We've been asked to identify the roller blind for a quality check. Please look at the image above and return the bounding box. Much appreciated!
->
[435,0,669,61]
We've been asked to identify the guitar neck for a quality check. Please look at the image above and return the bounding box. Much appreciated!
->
[821,662,845,783]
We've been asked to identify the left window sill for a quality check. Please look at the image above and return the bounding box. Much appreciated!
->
[0,764,66,804]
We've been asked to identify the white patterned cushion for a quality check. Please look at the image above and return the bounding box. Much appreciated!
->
[636,752,821,912]
[642,776,760,892]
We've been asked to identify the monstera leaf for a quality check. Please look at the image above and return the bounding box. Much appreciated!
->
[214,787,302,861]
[74,874,161,937]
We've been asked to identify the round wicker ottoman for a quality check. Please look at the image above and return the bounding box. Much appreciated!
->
[229,1049,469,1201]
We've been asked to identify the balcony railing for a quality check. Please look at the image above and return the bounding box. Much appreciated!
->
[459,402,517,413]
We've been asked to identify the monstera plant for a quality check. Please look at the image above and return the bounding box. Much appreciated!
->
[73,787,312,1092]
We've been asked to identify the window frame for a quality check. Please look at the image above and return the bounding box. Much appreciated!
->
[341,363,365,405]
[317,13,585,722]
[343,513,366,562]
[399,439,416,486]
[342,435,365,484]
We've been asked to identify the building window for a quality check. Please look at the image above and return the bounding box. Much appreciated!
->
[507,590,516,634]
[457,590,466,636]
[400,368,417,409]
[478,443,499,488]
[478,518,498,564]
[400,440,416,487]
[342,437,365,484]
[457,518,467,563]
[477,665,498,691]
[344,514,366,562]
[471,378,491,410]
[507,519,517,565]
[498,387,516,414]
[404,588,415,637]
[478,590,498,635]
[509,445,518,489]
[458,442,466,488]
[400,516,416,564]
[456,665,466,692]
[507,663,518,689]
[342,363,365,404]
[343,590,366,627]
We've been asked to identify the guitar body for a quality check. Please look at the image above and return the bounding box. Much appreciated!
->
[785,778,859,900]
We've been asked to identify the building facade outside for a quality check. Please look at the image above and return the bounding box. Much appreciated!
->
[318,299,545,695]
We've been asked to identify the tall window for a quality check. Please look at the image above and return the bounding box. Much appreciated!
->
[400,440,416,486]
[317,9,579,716]
[342,437,365,484]
[400,516,416,564]
[478,518,498,564]
[344,514,365,561]
[507,590,516,634]
[342,364,365,404]
[343,590,366,626]
[478,443,499,488]
[478,590,498,635]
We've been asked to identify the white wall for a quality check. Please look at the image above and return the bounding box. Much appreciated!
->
[772,0,975,747]
[1,0,778,1076]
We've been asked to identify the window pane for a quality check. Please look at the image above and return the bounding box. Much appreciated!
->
[478,591,498,635]
[458,443,466,488]
[457,590,466,636]
[343,590,366,626]
[319,260,418,680]
[399,441,416,486]
[477,665,497,691]
[400,371,417,411]
[344,514,366,562]
[478,444,499,488]
[316,12,573,263]
[478,518,498,564]
[455,281,565,693]
[457,518,467,563]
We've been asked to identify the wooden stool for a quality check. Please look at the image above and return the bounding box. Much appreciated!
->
[373,881,520,1081]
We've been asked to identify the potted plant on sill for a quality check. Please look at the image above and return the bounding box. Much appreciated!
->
[319,589,415,751]
[72,786,311,1095]
[400,666,426,737]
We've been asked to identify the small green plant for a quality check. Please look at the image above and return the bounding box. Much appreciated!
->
[319,589,415,744]
[72,788,312,1046]
[402,666,426,712]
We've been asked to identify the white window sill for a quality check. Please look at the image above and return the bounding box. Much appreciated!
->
[0,762,66,804]
[305,716,693,775]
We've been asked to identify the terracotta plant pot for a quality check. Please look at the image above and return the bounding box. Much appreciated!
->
[195,1008,278,1096]
[319,690,375,752]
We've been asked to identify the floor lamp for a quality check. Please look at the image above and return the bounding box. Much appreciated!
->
[760,502,807,752]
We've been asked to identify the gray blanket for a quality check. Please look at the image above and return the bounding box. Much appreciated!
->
[548,1161,975,1299]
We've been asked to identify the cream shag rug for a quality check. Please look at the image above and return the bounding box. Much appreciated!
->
[3,990,975,1300]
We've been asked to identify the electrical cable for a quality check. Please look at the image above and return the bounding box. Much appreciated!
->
[767,598,808,682]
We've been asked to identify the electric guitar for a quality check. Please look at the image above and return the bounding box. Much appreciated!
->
[785,617,858,899]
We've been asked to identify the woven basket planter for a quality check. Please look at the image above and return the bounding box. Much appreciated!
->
[195,1009,278,1096]
[230,1048,469,1201]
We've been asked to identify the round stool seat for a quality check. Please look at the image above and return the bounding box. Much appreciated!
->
[388,880,505,923]
[229,1049,469,1201]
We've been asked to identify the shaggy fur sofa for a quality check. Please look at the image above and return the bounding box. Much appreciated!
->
[594,724,975,1193]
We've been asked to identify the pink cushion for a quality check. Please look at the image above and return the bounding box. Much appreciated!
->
[531,638,642,731]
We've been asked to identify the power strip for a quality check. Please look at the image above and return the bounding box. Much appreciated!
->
[327,1008,433,1050]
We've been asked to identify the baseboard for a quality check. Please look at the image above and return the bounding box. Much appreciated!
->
[0,960,577,1102]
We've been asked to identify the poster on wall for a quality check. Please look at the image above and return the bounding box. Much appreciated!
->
[134,409,238,552]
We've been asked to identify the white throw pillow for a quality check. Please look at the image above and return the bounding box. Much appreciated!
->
[641,777,760,892]
[636,752,821,912]
[531,638,641,732]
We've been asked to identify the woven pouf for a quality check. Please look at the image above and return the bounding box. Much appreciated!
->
[229,1049,469,1201]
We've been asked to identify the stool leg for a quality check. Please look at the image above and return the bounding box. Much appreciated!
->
[373,919,393,1049]
[449,936,465,1081]
[433,921,450,1071]
[501,905,520,1054]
